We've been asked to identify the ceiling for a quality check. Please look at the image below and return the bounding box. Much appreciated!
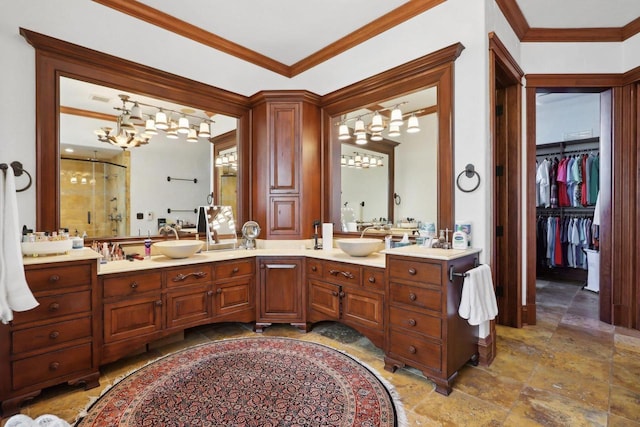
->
[93,0,640,78]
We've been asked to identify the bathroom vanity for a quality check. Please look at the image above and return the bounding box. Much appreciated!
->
[1,244,480,417]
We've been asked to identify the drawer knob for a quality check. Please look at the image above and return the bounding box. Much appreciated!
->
[216,288,223,294]
[155,300,163,306]
[311,266,317,272]
[207,290,214,296]
[408,346,417,354]
[48,275,60,282]
[49,362,60,371]
[49,331,60,339]
[407,319,416,327]
[48,303,60,312]
[232,267,239,274]
[339,291,346,298]
[368,276,375,283]
[409,293,417,301]
[408,268,417,275]
[329,269,339,276]
[130,282,138,289]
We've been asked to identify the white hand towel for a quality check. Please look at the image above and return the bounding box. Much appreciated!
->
[0,167,38,324]
[458,264,498,326]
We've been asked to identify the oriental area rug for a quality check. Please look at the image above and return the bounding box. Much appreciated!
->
[76,337,403,426]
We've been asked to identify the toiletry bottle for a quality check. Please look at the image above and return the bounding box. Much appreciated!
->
[144,232,152,259]
[452,229,468,249]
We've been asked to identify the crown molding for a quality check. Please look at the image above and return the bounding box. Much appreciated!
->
[92,0,445,78]
[496,0,640,43]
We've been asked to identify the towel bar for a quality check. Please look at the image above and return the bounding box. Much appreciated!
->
[448,257,480,282]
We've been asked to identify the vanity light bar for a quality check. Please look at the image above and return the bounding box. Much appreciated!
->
[337,102,424,143]
[340,153,384,169]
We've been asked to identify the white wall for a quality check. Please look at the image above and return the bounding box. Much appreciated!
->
[536,94,601,144]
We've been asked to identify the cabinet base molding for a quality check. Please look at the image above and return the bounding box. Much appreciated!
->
[383,356,457,396]
[477,331,496,366]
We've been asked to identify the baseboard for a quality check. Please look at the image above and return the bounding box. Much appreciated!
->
[522,303,536,326]
[476,323,496,366]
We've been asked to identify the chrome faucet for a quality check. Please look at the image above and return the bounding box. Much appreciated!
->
[158,224,180,240]
[360,224,391,238]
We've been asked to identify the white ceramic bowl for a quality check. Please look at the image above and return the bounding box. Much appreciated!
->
[153,240,204,259]
[336,238,384,257]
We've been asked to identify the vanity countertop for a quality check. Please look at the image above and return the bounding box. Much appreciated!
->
[22,244,480,275]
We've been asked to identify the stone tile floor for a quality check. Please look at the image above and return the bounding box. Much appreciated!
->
[2,280,639,426]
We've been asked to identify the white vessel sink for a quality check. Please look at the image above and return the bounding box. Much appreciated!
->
[336,238,384,257]
[153,240,203,259]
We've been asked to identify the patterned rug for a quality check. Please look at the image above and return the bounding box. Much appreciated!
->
[76,337,402,426]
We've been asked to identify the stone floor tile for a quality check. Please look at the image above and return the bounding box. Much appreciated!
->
[610,385,640,422]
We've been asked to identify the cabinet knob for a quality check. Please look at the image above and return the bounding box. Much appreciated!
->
[408,268,417,275]
[207,290,214,297]
[332,291,339,297]
[48,303,60,312]
[408,346,417,354]
[407,319,416,327]
[49,331,60,339]
[49,362,60,371]
[232,267,239,274]
[48,275,60,282]
[408,293,417,301]
[155,300,163,306]
[339,291,346,298]
[216,288,223,294]
[368,276,375,283]
[311,266,317,272]
[130,282,138,289]
[329,269,339,276]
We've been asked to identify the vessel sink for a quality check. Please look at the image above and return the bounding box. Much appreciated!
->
[336,238,384,257]
[153,240,204,259]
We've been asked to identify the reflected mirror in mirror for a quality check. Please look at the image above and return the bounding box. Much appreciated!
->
[59,77,238,239]
[337,87,438,231]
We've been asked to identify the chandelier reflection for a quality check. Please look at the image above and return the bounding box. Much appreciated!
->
[94,95,214,150]
[338,103,422,144]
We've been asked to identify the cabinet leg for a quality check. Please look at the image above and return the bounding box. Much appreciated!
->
[254,322,271,333]
[69,371,100,391]
[469,352,480,367]
[433,380,453,396]
[383,357,403,373]
[1,390,41,418]
[291,323,308,332]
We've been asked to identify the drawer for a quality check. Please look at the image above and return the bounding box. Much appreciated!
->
[362,267,385,290]
[214,259,254,280]
[12,317,92,354]
[390,283,442,312]
[12,343,93,390]
[388,258,441,286]
[306,258,324,278]
[389,306,441,339]
[324,261,360,286]
[103,271,162,298]
[12,291,91,325]
[25,264,91,292]
[388,332,441,373]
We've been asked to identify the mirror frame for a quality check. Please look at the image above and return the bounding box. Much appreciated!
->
[20,28,252,236]
[321,43,464,232]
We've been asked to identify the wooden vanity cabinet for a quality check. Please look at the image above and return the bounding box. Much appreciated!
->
[0,259,99,417]
[256,257,305,331]
[384,253,479,395]
[165,264,214,329]
[307,259,385,347]
[212,258,255,321]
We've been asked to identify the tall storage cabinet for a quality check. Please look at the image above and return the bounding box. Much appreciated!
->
[251,91,321,239]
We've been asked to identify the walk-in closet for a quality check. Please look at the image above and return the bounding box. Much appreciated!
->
[535,91,607,299]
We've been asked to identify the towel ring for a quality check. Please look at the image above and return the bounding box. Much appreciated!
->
[456,164,480,193]
[0,161,32,192]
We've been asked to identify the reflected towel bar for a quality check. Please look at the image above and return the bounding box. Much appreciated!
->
[167,208,198,214]
[167,176,197,184]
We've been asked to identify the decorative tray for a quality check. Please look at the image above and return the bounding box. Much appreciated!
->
[21,240,73,256]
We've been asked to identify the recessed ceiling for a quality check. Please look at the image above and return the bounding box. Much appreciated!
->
[94,0,640,77]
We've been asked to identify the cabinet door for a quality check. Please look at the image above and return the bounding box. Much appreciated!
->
[308,279,340,321]
[214,277,254,318]
[103,295,163,343]
[269,196,300,235]
[342,287,384,331]
[269,102,300,193]
[258,258,303,322]
[166,284,212,329]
